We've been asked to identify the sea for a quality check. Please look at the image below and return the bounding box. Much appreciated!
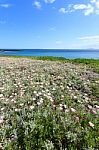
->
[0,49,99,59]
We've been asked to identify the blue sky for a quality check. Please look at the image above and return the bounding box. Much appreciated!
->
[0,0,99,49]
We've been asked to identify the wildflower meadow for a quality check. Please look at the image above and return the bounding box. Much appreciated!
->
[0,57,99,150]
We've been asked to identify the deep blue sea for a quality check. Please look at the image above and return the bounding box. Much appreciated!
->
[0,49,99,59]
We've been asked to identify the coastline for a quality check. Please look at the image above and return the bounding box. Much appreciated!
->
[0,49,99,59]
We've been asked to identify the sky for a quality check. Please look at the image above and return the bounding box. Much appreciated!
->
[0,0,99,49]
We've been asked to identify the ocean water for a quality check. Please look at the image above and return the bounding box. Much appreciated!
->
[0,49,99,59]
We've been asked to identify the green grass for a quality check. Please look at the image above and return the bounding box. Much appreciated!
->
[0,55,67,61]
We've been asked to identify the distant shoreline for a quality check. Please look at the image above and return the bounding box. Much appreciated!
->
[0,49,99,51]
[0,49,22,52]
[0,49,99,53]
[0,49,99,59]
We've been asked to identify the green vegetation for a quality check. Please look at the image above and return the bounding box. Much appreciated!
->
[0,55,67,61]
[0,55,99,72]
[0,56,99,149]
[71,59,99,73]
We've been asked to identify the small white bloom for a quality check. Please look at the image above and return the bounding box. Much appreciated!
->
[46,89,49,92]
[33,98,36,101]
[88,105,92,109]
[59,106,63,111]
[40,98,43,103]
[85,97,89,101]
[64,104,67,109]
[53,105,56,108]
[61,95,64,98]
[0,116,4,120]
[0,116,4,124]
[44,94,47,97]
[1,107,4,111]
[11,99,15,102]
[0,94,3,98]
[0,143,3,149]
[34,91,37,94]
[65,109,69,113]
[36,94,39,97]
[59,104,63,107]
[10,95,13,98]
[52,88,56,91]
[30,105,34,110]
[69,89,72,92]
[47,92,51,96]
[38,92,42,95]
[50,98,54,102]
[15,108,20,112]
[70,108,76,112]
[73,96,77,99]
[20,103,24,106]
[75,116,80,122]
[42,90,45,93]
[37,102,41,106]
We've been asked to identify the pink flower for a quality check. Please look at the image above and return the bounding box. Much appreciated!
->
[91,109,97,115]
[95,105,99,111]
[89,122,94,128]
[96,105,99,109]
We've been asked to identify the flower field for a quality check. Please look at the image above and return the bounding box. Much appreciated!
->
[0,57,99,150]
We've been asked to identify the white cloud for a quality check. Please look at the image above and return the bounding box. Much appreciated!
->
[90,0,96,3]
[73,4,87,10]
[96,2,99,8]
[44,0,55,4]
[91,0,99,8]
[59,0,99,16]
[33,1,41,9]
[0,4,11,8]
[95,9,99,14]
[59,8,67,14]
[72,4,94,15]
[78,35,99,48]
[84,4,94,15]
[78,35,99,41]
[91,0,99,14]
[71,3,94,16]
